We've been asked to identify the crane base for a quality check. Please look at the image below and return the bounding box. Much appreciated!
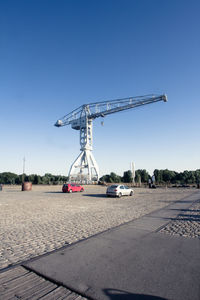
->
[68,150,99,184]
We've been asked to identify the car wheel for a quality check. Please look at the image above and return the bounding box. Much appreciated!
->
[118,193,122,198]
[69,189,72,193]
[80,189,83,192]
[130,191,133,196]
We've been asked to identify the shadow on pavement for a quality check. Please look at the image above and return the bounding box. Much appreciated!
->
[44,191,63,194]
[103,289,168,300]
[149,215,200,222]
[159,200,195,204]
[178,213,200,219]
[170,208,200,213]
[176,200,197,203]
[83,194,107,198]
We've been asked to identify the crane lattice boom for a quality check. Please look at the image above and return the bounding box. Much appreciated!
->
[55,94,167,183]
[55,94,167,128]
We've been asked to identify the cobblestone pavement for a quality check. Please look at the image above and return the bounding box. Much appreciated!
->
[0,185,197,269]
[160,200,200,238]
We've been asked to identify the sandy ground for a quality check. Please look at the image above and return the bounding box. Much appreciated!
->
[0,185,197,269]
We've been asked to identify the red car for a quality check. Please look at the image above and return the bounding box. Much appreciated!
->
[62,183,84,193]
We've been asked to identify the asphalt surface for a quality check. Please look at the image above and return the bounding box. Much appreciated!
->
[24,191,200,300]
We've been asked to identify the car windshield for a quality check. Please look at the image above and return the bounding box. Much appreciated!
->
[110,185,118,188]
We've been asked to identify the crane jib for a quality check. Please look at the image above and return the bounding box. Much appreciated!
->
[55,94,167,126]
[88,95,167,120]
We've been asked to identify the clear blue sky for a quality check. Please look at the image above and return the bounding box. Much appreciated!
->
[0,0,199,176]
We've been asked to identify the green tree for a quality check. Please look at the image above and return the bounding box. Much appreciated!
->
[122,170,133,183]
[153,169,162,184]
[28,174,35,183]
[195,169,200,184]
[100,174,110,182]
[135,169,150,183]
[0,172,18,184]
[33,175,41,184]
[162,169,176,183]
[110,172,121,183]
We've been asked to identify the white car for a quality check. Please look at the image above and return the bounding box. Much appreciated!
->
[106,185,134,198]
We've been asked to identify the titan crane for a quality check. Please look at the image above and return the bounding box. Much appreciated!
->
[55,94,167,183]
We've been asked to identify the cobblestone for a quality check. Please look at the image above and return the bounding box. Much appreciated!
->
[160,200,200,238]
[0,185,197,269]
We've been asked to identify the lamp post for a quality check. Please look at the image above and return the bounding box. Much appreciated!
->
[22,157,25,183]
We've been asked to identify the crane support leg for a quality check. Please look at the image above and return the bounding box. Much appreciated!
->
[68,150,99,183]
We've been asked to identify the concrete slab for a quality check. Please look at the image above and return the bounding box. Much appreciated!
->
[24,191,200,300]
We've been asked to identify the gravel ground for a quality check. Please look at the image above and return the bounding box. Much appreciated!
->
[0,185,197,269]
[160,200,200,238]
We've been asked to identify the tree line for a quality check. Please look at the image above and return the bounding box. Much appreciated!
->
[0,172,69,185]
[0,169,200,185]
[100,169,200,185]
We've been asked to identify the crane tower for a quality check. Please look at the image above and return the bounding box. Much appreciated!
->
[55,94,167,183]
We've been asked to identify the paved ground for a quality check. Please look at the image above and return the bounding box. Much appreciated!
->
[24,191,200,300]
[0,187,199,300]
[0,185,197,270]
[0,186,195,269]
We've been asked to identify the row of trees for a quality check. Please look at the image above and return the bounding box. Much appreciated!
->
[153,169,200,185]
[100,169,149,184]
[0,172,69,185]
[1,169,200,185]
[100,169,200,185]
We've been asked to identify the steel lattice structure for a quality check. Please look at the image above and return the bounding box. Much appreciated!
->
[55,94,167,182]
